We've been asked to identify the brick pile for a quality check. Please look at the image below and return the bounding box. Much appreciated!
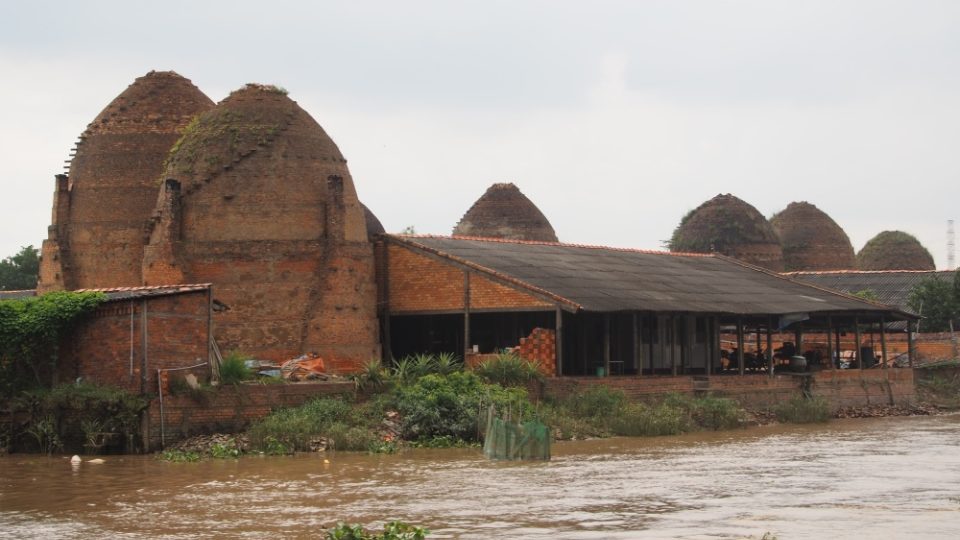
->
[516,327,557,377]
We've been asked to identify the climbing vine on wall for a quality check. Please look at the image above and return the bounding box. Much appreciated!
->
[0,291,106,398]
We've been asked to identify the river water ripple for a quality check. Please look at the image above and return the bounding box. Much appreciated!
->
[1,415,959,539]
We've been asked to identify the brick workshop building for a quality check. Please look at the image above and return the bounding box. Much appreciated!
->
[378,235,916,379]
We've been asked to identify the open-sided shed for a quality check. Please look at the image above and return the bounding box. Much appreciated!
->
[380,235,916,376]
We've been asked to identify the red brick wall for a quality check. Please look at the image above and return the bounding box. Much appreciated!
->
[387,244,551,313]
[542,370,916,410]
[811,369,915,408]
[144,382,354,450]
[58,290,210,394]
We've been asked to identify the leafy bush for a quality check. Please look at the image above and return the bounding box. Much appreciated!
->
[473,352,543,387]
[15,383,148,453]
[773,396,831,423]
[247,397,379,453]
[220,351,253,384]
[351,359,391,391]
[394,371,530,443]
[326,521,428,540]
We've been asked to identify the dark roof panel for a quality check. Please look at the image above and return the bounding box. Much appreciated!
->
[393,235,908,318]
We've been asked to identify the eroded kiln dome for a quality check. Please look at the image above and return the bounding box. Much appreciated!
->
[453,183,558,242]
[857,231,936,271]
[669,193,784,271]
[770,201,855,271]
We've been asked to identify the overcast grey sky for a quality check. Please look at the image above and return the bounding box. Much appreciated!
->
[1,0,957,268]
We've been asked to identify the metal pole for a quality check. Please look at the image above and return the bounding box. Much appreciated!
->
[767,316,774,377]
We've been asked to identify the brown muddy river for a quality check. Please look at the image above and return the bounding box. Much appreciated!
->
[2,415,959,539]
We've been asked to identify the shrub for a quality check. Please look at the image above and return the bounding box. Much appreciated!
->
[473,352,543,387]
[394,371,531,443]
[563,385,627,418]
[773,396,831,424]
[220,351,253,384]
[690,396,742,430]
[247,397,379,453]
[326,521,428,540]
[609,402,690,436]
[351,359,391,391]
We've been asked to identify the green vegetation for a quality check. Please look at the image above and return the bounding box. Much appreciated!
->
[0,291,106,397]
[0,245,39,291]
[852,289,880,302]
[473,352,543,387]
[326,521,428,540]
[908,270,960,333]
[247,397,383,453]
[219,350,254,384]
[540,387,743,439]
[12,383,148,454]
[772,396,831,424]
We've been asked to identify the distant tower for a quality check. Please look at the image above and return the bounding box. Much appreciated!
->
[949,219,956,270]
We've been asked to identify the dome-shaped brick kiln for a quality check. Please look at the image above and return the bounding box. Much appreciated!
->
[669,193,784,271]
[38,71,214,291]
[142,83,378,366]
[453,183,559,242]
[856,231,936,271]
[770,201,856,271]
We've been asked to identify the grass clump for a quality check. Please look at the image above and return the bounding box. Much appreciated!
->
[247,397,380,453]
[772,396,831,423]
[473,351,543,387]
[219,351,253,384]
[541,389,742,439]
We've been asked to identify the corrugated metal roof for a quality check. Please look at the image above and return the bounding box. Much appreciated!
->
[0,284,211,303]
[78,284,211,302]
[784,270,954,312]
[0,290,37,300]
[392,235,910,318]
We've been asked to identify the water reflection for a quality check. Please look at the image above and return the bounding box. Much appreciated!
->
[2,415,959,539]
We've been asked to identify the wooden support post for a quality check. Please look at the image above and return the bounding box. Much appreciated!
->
[907,320,915,367]
[715,317,723,376]
[736,317,745,376]
[794,327,803,355]
[555,306,564,377]
[603,313,611,377]
[632,312,641,377]
[855,316,862,370]
[705,317,713,377]
[766,316,774,377]
[670,316,678,376]
[880,315,888,372]
[463,271,471,357]
[826,316,834,371]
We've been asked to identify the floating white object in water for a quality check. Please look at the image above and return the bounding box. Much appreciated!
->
[70,455,81,464]
[86,458,105,464]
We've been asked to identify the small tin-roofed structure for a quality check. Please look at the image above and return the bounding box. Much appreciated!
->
[857,231,936,271]
[770,201,856,271]
[669,194,784,271]
[453,183,559,242]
